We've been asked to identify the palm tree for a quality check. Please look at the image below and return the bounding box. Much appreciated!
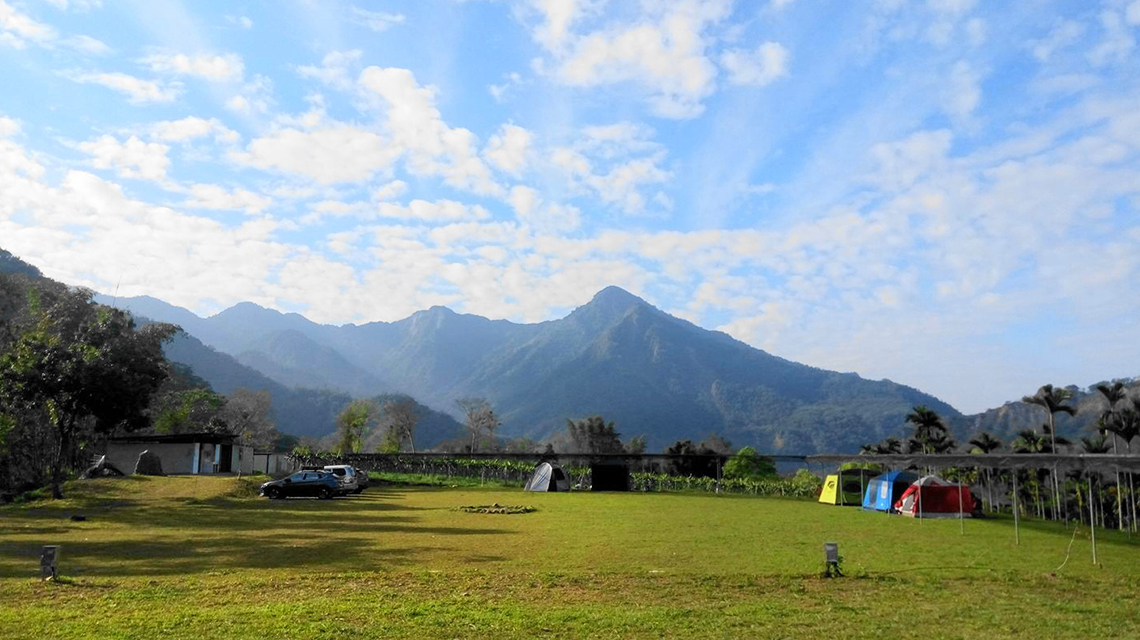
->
[1022,385,1077,520]
[1096,382,1129,529]
[905,406,948,454]
[968,432,1003,454]
[1111,403,1140,531]
[968,432,1003,512]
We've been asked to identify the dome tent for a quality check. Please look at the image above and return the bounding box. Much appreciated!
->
[862,470,919,512]
[894,475,976,518]
[524,461,572,492]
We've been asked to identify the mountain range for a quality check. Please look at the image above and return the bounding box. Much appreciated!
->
[100,286,969,453]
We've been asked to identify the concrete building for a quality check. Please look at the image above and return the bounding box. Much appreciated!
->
[104,433,254,475]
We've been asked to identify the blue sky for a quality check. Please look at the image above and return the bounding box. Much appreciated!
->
[2,0,1139,414]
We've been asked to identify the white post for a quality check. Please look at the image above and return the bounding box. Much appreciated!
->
[191,443,200,475]
[958,476,965,535]
[1089,476,1098,565]
[1013,472,1020,546]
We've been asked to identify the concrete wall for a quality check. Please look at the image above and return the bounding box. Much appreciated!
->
[106,442,196,475]
[252,453,294,476]
[105,442,254,475]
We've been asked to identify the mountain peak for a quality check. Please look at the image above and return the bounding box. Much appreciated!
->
[591,285,644,305]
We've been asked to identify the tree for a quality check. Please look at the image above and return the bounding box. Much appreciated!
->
[152,388,225,435]
[663,439,719,477]
[904,405,948,454]
[723,446,777,479]
[1022,384,1077,519]
[220,388,276,449]
[335,399,381,454]
[0,289,176,498]
[455,397,499,453]
[380,397,419,453]
[967,432,1002,454]
[1096,382,1129,530]
[566,415,624,454]
[624,434,647,455]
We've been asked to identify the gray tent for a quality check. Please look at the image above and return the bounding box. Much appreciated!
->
[524,462,572,492]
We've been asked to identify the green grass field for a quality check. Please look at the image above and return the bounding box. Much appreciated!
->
[1,476,1138,639]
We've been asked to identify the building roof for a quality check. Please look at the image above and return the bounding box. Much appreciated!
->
[107,432,240,445]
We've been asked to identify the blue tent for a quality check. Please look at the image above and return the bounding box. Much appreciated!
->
[863,470,919,511]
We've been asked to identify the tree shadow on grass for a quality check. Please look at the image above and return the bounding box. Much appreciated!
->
[0,532,473,578]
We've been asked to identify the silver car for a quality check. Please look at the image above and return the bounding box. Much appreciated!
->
[321,464,361,495]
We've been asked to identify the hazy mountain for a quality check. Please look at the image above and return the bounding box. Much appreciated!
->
[107,285,965,453]
[950,380,1140,446]
[163,330,462,447]
[0,248,42,278]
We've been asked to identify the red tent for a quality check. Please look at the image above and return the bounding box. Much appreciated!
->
[894,475,976,518]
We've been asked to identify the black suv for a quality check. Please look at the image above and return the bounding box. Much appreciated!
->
[259,470,340,499]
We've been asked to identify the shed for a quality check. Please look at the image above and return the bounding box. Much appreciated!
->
[104,433,254,476]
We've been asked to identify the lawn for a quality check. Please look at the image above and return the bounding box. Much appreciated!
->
[1,475,1138,639]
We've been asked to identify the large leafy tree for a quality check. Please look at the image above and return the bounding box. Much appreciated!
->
[723,446,777,479]
[0,288,176,498]
[335,399,381,454]
[566,415,625,454]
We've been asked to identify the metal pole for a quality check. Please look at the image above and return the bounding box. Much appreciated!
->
[958,474,965,535]
[1013,471,1020,546]
[1089,476,1098,565]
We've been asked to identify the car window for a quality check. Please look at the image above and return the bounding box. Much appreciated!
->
[288,472,305,482]
[332,468,345,476]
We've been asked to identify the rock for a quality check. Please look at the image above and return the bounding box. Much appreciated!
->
[81,455,124,479]
[133,450,165,476]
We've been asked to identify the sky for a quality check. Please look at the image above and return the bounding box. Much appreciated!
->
[1,0,1139,415]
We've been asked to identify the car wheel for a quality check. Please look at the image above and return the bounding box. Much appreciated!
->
[318,488,333,500]
[354,487,363,494]
[265,487,281,500]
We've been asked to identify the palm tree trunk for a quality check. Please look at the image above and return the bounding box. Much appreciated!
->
[1113,436,1123,530]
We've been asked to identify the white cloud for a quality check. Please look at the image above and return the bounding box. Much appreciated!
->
[77,135,170,181]
[141,52,245,82]
[550,123,671,213]
[720,41,789,87]
[359,66,501,195]
[233,127,400,184]
[526,0,592,50]
[1029,19,1083,62]
[0,115,19,137]
[226,15,253,29]
[377,199,491,222]
[1128,1,1140,26]
[151,116,238,143]
[1088,9,1136,67]
[509,185,581,232]
[0,1,55,46]
[225,74,273,115]
[374,180,408,201]
[64,34,110,55]
[489,72,523,102]
[42,0,102,10]
[351,7,405,32]
[943,60,981,121]
[298,50,362,90]
[483,124,533,176]
[536,0,732,119]
[181,183,271,215]
[69,71,180,104]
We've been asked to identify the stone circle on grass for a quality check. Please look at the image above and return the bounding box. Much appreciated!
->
[456,503,536,514]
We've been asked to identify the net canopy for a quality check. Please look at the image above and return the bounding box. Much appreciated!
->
[806,453,1140,473]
